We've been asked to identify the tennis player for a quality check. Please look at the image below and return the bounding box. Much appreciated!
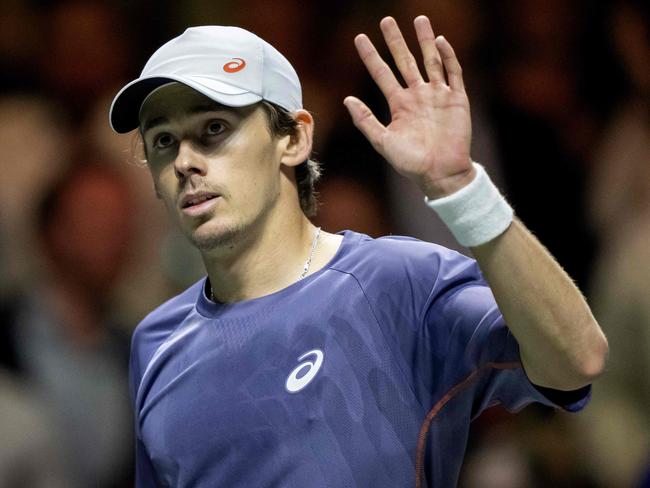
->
[109,16,608,487]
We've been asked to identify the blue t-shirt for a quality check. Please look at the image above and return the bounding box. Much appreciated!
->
[130,231,589,487]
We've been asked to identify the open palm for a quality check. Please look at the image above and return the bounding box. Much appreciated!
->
[344,16,474,199]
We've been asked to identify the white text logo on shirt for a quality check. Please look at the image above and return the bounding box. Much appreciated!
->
[285,349,324,393]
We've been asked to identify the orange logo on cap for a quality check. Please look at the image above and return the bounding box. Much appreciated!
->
[223,58,246,73]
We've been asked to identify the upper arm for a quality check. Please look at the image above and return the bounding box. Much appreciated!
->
[421,255,590,414]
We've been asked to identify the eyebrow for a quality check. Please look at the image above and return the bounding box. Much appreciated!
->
[141,103,234,134]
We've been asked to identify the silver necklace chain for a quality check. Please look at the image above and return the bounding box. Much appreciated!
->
[210,227,321,300]
[299,226,321,280]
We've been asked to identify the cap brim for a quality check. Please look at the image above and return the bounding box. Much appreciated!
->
[109,75,263,133]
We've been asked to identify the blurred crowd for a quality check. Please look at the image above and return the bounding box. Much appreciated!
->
[0,0,648,487]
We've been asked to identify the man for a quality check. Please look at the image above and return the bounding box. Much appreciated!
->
[109,16,608,487]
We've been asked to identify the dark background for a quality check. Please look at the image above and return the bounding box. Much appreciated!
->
[0,0,649,486]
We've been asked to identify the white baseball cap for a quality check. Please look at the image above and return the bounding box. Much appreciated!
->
[109,25,302,133]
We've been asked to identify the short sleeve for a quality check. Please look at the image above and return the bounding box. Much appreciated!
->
[136,437,162,487]
[422,252,590,416]
[130,330,163,486]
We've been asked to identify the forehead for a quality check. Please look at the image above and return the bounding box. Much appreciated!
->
[139,83,240,132]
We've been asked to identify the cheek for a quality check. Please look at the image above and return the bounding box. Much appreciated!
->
[224,143,281,200]
[151,168,178,207]
[239,154,281,204]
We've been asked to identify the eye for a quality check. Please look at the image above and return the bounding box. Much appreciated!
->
[153,133,175,149]
[205,120,226,136]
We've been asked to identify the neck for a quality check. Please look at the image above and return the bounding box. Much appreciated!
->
[201,204,317,303]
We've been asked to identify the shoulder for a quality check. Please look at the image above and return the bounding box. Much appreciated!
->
[329,231,485,324]
[129,279,204,377]
[332,231,478,285]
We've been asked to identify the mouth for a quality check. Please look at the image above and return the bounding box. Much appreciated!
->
[179,192,221,216]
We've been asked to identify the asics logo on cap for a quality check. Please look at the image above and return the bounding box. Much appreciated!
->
[223,57,246,73]
[109,25,303,133]
[285,349,324,393]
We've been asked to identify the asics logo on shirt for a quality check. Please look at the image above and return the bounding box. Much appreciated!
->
[285,349,324,393]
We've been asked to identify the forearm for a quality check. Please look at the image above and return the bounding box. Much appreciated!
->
[470,218,608,391]
[343,13,607,391]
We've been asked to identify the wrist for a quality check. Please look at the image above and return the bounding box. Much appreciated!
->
[420,164,477,200]
[424,162,514,247]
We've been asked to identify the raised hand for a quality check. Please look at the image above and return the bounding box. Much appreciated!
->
[344,16,474,199]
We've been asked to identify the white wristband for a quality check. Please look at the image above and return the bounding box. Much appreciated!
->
[424,162,513,247]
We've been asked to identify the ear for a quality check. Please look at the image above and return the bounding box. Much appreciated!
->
[280,110,314,168]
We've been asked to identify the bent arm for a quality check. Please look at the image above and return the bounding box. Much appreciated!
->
[469,218,608,391]
[345,16,608,392]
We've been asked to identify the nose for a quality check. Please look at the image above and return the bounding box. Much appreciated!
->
[174,140,208,180]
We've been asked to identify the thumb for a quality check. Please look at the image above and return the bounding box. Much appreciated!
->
[343,96,386,151]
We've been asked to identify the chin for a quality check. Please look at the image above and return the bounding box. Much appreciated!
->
[186,219,244,251]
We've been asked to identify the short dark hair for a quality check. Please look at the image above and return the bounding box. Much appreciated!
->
[259,101,321,217]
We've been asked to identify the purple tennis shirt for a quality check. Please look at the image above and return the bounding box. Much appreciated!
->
[129,230,590,487]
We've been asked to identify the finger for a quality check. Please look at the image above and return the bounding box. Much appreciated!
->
[354,34,403,99]
[413,16,445,84]
[435,36,465,92]
[343,96,386,150]
[379,16,423,87]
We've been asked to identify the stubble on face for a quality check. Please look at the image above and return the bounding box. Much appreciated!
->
[152,178,245,251]
[187,217,243,251]
[142,83,284,256]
